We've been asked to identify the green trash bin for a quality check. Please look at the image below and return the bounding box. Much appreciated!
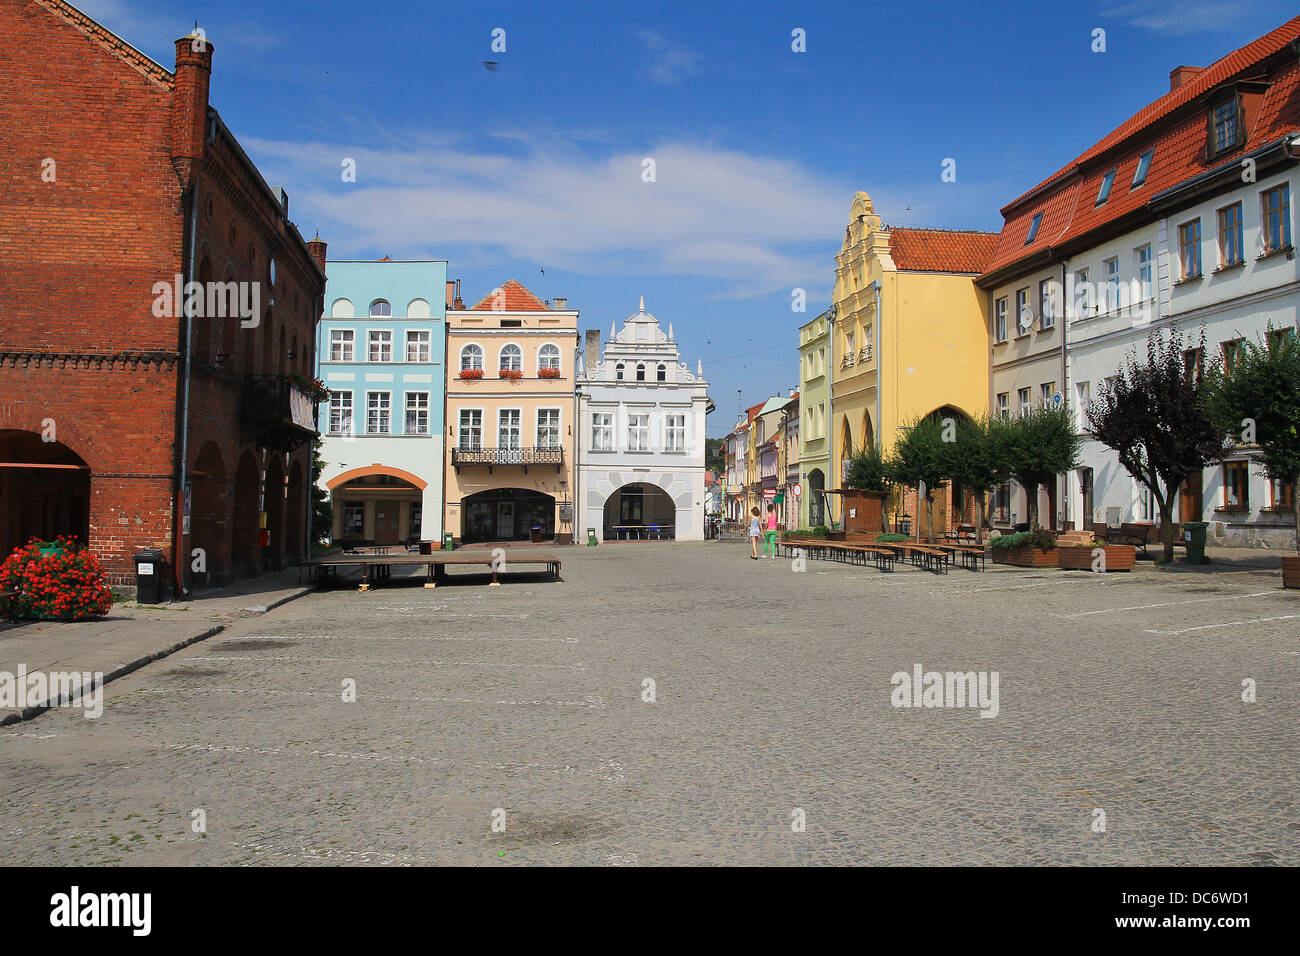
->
[586,527,598,547]
[1183,521,1208,564]
[443,532,455,552]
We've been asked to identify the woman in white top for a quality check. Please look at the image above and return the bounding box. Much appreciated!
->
[748,507,762,559]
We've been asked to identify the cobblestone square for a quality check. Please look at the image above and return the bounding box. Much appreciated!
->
[2,542,1296,865]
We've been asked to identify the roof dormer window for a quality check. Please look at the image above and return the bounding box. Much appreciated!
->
[1024,211,1043,244]
[1209,97,1243,157]
[1095,169,1117,206]
[1131,149,1154,188]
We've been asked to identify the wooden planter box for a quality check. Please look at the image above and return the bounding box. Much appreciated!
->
[991,546,1059,568]
[1058,544,1135,572]
[1282,556,1300,589]
[826,530,847,541]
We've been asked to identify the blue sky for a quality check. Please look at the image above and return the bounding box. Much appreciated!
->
[82,0,1296,434]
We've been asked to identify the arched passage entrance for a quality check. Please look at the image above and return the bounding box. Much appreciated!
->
[806,468,826,528]
[285,460,304,563]
[0,429,90,558]
[189,441,228,584]
[915,405,976,538]
[232,450,261,574]
[462,488,555,544]
[603,483,676,540]
[331,473,423,546]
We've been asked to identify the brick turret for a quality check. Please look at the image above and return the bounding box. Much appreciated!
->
[170,33,213,189]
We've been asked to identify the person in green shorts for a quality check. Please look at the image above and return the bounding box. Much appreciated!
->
[763,503,778,558]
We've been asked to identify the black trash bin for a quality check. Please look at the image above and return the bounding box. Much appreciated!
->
[133,548,166,604]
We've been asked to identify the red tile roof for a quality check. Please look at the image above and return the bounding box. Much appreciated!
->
[469,278,550,311]
[984,15,1300,280]
[889,228,1000,274]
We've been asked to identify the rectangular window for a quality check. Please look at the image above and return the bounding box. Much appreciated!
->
[1025,211,1043,244]
[1104,257,1120,311]
[996,392,1009,421]
[1015,288,1030,335]
[994,297,1008,343]
[1217,202,1243,267]
[628,413,650,451]
[405,330,430,363]
[1073,269,1092,316]
[1261,184,1291,253]
[404,392,429,435]
[537,408,560,449]
[665,414,686,452]
[1183,347,1204,383]
[1222,338,1245,373]
[1131,149,1154,188]
[328,391,352,435]
[1018,387,1031,417]
[366,391,391,434]
[993,483,1010,523]
[1268,327,1296,351]
[1270,478,1295,511]
[1179,219,1202,279]
[458,408,482,449]
[329,329,354,362]
[342,502,364,537]
[1095,168,1117,206]
[1040,382,1056,406]
[1223,460,1249,510]
[1135,245,1152,301]
[1039,279,1055,330]
[592,412,613,451]
[1075,380,1090,411]
[498,409,521,449]
[1211,99,1239,154]
[368,330,392,363]
[1139,486,1157,522]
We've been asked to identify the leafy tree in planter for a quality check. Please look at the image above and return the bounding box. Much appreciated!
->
[1204,325,1300,553]
[1087,325,1223,562]
[889,414,952,541]
[844,443,894,531]
[1004,403,1081,531]
[938,414,1012,535]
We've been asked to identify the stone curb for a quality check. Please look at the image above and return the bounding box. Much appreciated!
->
[0,585,313,727]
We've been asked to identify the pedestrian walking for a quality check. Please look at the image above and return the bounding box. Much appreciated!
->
[748,506,762,559]
[764,503,778,558]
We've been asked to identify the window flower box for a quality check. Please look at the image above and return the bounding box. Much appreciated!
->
[538,367,561,379]
[458,368,483,380]
[499,368,522,380]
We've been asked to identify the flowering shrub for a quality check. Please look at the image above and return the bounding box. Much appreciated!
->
[538,367,561,379]
[458,368,484,380]
[0,537,113,621]
[288,372,331,403]
[499,368,523,380]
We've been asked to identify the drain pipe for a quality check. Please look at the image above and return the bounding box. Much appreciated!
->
[174,182,198,600]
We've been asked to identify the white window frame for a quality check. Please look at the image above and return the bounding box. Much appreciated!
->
[405,329,430,364]
[1017,387,1031,417]
[366,390,391,434]
[369,299,392,318]
[367,329,393,363]
[498,342,523,372]
[1135,244,1153,301]
[994,297,1008,343]
[1039,279,1056,330]
[497,407,522,449]
[1073,268,1092,316]
[538,343,561,372]
[328,390,353,435]
[404,391,430,435]
[664,412,687,453]
[1104,257,1120,311]
[458,407,483,449]
[1015,288,1030,336]
[627,410,651,451]
[459,343,483,371]
[591,411,614,451]
[329,328,354,362]
[536,407,561,449]
[996,392,1009,421]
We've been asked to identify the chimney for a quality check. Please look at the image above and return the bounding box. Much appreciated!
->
[170,33,214,190]
[1169,65,1203,91]
[453,278,464,311]
[445,280,456,310]
[788,388,795,397]
[553,297,568,310]
[584,329,601,363]
[306,236,327,275]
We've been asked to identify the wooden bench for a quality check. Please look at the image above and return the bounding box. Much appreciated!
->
[780,540,897,572]
[304,551,561,590]
[934,543,986,571]
[875,542,948,574]
[1103,523,1155,557]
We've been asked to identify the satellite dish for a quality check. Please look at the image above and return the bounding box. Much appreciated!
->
[1018,307,1034,332]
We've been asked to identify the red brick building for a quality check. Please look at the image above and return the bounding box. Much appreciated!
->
[0,0,327,593]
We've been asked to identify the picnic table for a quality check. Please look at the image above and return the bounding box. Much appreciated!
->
[303,551,561,590]
[609,525,675,540]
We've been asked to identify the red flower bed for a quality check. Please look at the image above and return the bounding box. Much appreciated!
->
[538,367,561,379]
[458,368,484,379]
[499,368,523,380]
[0,537,113,621]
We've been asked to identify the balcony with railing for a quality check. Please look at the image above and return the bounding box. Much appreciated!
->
[241,375,318,451]
[840,353,856,370]
[451,444,564,472]
[858,344,873,364]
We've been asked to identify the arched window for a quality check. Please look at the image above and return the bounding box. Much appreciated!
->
[538,343,561,371]
[615,363,625,381]
[636,363,646,382]
[370,299,392,317]
[499,343,522,371]
[460,344,483,371]
[656,363,666,382]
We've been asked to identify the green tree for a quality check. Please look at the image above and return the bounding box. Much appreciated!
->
[1087,325,1223,562]
[939,414,1012,534]
[1004,403,1081,531]
[310,439,333,549]
[890,414,952,542]
[1205,325,1300,552]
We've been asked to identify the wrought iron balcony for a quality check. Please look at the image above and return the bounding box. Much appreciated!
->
[840,353,856,370]
[858,345,873,363]
[241,375,318,451]
[452,444,564,471]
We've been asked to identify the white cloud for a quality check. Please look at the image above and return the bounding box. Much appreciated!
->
[635,29,702,86]
[246,134,853,298]
[1100,1,1250,35]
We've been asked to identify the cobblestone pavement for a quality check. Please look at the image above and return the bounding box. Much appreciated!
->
[2,542,1296,865]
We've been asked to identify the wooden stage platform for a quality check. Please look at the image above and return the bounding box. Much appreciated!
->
[302,551,562,590]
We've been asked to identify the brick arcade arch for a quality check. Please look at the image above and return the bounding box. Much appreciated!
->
[0,428,90,560]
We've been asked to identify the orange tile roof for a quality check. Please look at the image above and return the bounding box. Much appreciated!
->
[889,228,1000,273]
[984,15,1300,280]
[469,278,550,311]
